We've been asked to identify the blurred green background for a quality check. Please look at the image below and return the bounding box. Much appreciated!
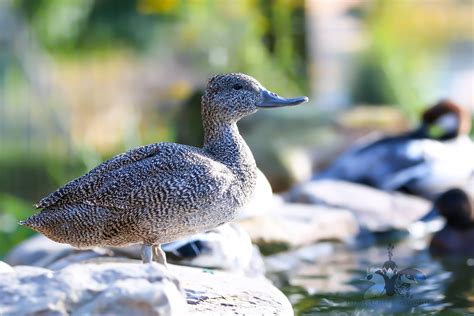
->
[0,0,473,257]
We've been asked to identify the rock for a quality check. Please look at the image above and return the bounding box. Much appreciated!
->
[0,261,292,316]
[5,234,73,267]
[265,243,360,295]
[46,248,116,270]
[5,234,120,269]
[7,230,265,276]
[239,200,359,252]
[288,180,432,232]
[171,264,293,315]
[0,261,14,273]
[162,223,265,276]
[0,262,186,316]
[265,243,335,273]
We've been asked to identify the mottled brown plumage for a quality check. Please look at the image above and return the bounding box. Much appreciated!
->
[20,73,308,264]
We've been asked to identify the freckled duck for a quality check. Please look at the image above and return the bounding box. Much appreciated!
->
[315,100,474,199]
[20,73,308,265]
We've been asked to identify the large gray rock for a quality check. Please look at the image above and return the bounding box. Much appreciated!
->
[0,261,292,316]
[5,234,118,269]
[5,234,74,267]
[6,230,265,276]
[288,180,432,232]
[239,199,359,250]
[172,264,293,315]
[0,262,187,316]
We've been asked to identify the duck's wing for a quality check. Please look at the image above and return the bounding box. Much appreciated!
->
[397,268,426,281]
[36,144,162,209]
[316,134,423,185]
[379,163,428,191]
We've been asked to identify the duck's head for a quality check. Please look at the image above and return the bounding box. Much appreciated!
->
[435,188,474,230]
[382,260,398,278]
[202,73,308,122]
[420,100,471,140]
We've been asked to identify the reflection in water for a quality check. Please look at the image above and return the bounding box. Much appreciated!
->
[269,235,474,314]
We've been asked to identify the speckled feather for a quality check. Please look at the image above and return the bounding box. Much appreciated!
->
[22,73,266,248]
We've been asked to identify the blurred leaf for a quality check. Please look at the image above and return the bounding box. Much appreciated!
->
[0,193,35,258]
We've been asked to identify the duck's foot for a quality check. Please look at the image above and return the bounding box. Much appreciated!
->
[141,244,153,263]
[153,244,168,267]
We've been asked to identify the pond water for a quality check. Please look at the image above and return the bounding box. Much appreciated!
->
[268,232,474,315]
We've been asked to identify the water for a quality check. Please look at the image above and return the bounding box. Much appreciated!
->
[267,233,474,315]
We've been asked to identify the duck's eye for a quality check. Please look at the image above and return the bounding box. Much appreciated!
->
[233,84,243,90]
[366,275,373,280]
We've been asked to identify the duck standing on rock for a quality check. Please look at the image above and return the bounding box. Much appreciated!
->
[20,73,308,265]
[315,100,474,199]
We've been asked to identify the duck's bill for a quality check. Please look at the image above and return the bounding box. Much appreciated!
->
[257,89,309,108]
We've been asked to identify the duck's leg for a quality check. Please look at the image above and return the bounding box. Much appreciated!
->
[153,244,168,267]
[141,244,153,263]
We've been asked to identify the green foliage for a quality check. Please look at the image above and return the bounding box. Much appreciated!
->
[0,150,94,258]
[0,193,35,258]
[13,0,308,93]
[13,0,164,54]
[256,240,290,256]
[0,152,87,202]
[352,0,466,119]
[352,54,397,106]
[149,0,309,94]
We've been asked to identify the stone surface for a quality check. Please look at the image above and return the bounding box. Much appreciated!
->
[5,234,74,267]
[0,260,292,316]
[6,230,265,276]
[265,243,335,273]
[288,180,432,232]
[0,261,14,273]
[0,262,187,316]
[239,199,359,249]
[171,264,293,316]
[162,223,265,276]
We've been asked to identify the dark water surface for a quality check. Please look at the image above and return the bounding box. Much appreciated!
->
[269,234,474,315]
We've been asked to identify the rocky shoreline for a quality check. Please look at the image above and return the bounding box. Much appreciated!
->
[1,180,434,315]
[0,260,292,316]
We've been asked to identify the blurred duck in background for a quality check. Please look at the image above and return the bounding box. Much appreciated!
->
[429,188,474,256]
[315,100,474,199]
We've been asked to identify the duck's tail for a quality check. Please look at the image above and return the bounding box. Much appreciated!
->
[18,205,137,248]
[19,214,45,230]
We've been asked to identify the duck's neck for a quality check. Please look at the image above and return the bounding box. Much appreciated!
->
[202,115,256,177]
